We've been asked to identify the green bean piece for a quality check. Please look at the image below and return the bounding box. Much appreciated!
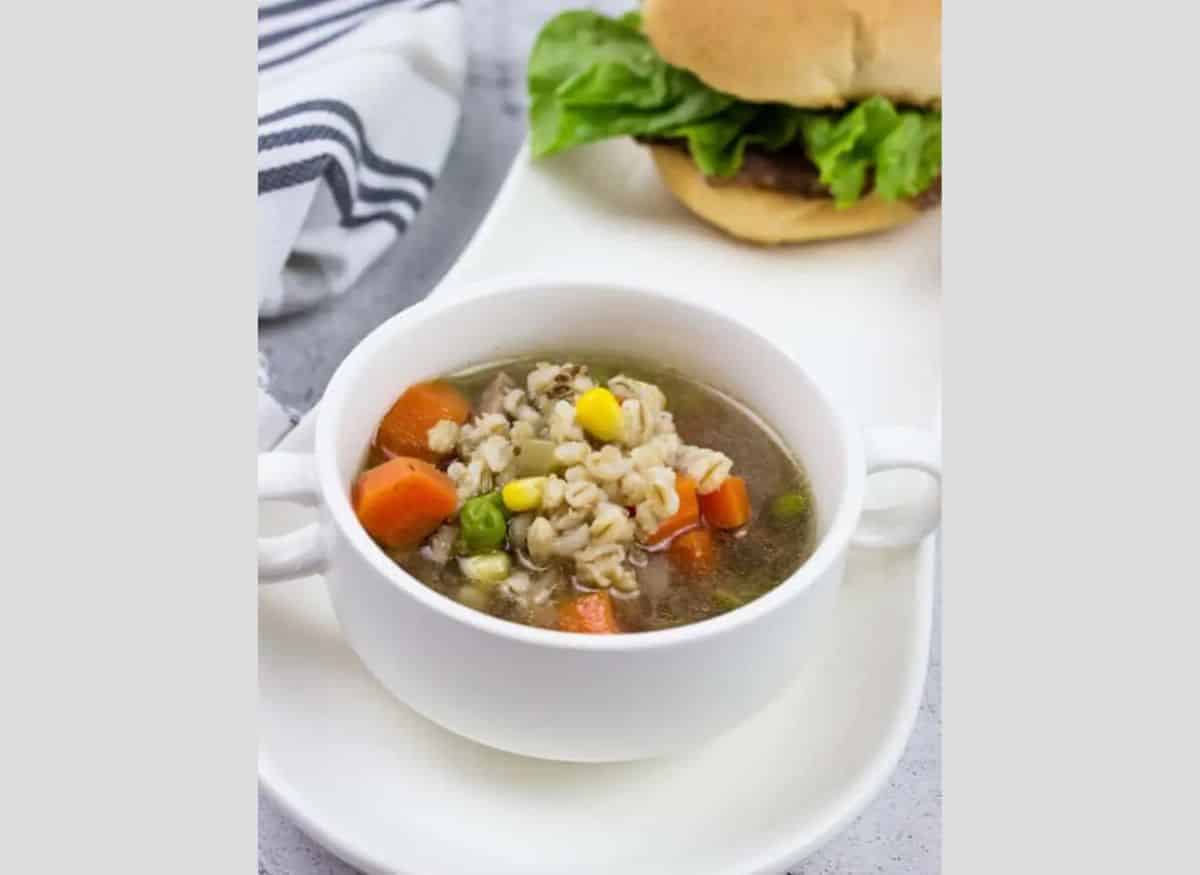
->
[456,584,490,612]
[712,589,744,613]
[459,492,508,553]
[457,552,512,586]
[515,438,557,476]
[769,492,809,525]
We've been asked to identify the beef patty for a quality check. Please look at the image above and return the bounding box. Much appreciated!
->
[640,138,941,209]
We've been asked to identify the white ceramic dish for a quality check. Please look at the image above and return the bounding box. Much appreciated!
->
[260,413,935,875]
[258,277,940,763]
[258,139,941,873]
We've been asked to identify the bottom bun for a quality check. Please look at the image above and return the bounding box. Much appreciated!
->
[649,144,922,245]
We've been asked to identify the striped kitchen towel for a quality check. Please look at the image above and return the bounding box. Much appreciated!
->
[257,0,465,447]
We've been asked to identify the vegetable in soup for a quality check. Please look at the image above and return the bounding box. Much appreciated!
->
[354,357,816,633]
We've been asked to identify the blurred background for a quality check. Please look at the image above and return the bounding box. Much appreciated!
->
[259,1,629,424]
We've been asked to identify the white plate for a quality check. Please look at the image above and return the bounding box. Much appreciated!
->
[259,139,941,875]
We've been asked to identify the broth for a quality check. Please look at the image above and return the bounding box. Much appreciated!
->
[358,355,816,633]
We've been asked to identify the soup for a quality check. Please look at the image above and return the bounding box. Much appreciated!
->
[352,356,816,633]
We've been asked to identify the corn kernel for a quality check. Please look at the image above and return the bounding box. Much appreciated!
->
[502,476,547,512]
[575,387,625,442]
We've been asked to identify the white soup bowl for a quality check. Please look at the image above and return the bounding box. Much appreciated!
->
[257,275,941,762]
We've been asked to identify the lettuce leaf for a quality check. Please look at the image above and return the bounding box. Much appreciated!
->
[528,11,735,160]
[528,10,941,206]
[800,98,942,203]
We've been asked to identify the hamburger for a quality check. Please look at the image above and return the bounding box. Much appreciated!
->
[527,0,942,244]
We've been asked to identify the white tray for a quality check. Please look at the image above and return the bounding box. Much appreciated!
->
[259,139,941,875]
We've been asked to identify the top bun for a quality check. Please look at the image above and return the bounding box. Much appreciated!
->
[641,0,941,108]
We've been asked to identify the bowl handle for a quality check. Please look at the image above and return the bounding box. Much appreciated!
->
[851,427,942,549]
[258,452,328,583]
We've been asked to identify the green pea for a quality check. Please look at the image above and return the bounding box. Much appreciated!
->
[481,490,510,518]
[769,492,809,526]
[459,492,507,554]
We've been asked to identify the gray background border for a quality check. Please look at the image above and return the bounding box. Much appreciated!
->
[0,1,1195,874]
